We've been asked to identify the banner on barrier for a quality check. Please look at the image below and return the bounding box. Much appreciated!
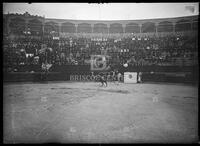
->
[124,72,137,83]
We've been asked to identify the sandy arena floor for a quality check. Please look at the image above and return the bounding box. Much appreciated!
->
[3,81,198,143]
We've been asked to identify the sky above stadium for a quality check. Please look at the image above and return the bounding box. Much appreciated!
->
[3,3,199,20]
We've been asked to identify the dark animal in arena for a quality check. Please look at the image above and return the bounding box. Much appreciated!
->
[97,74,107,87]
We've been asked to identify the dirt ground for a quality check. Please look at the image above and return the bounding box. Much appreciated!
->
[3,81,198,143]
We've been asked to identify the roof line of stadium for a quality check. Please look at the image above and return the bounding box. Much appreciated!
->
[4,13,198,22]
[44,15,199,22]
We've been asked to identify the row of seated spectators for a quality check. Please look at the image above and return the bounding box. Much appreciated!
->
[3,33,198,72]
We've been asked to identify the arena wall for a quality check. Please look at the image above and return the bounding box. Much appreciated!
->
[3,65,198,83]
[3,72,197,84]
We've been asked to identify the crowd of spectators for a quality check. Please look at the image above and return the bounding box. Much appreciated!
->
[3,33,198,72]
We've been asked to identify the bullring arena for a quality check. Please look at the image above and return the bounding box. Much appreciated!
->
[3,3,199,144]
[3,81,198,143]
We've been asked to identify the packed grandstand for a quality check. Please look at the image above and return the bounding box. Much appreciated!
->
[3,12,198,73]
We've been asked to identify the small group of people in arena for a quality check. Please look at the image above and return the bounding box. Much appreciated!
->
[96,70,142,87]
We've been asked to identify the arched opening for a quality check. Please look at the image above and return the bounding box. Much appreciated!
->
[109,23,123,33]
[175,19,191,32]
[192,19,198,30]
[93,23,108,33]
[9,17,26,35]
[61,22,76,33]
[157,21,173,32]
[77,23,92,33]
[44,21,59,34]
[125,23,140,33]
[28,19,43,35]
[141,22,155,33]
